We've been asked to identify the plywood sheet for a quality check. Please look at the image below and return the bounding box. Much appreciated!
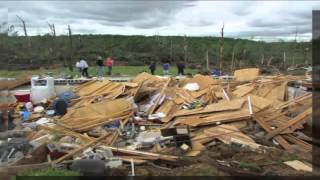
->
[284,160,312,172]
[234,68,260,81]
[232,85,254,97]
[250,94,273,110]
[182,74,219,90]
[174,98,246,117]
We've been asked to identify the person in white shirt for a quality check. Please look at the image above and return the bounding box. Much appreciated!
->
[75,61,81,74]
[79,58,89,78]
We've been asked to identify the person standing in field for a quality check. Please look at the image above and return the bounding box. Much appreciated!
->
[149,61,156,75]
[176,61,185,75]
[105,57,114,75]
[79,58,89,78]
[162,61,170,75]
[96,56,104,77]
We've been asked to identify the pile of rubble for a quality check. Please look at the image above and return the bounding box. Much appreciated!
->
[0,68,314,176]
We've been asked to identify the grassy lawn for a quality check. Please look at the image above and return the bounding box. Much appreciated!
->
[18,167,80,177]
[1,66,200,78]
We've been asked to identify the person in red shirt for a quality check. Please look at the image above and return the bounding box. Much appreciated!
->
[104,57,114,75]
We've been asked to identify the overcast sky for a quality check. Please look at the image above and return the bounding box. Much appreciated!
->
[0,1,319,42]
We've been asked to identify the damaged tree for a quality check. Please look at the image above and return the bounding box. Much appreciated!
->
[16,15,30,47]
[67,25,73,71]
[219,23,224,72]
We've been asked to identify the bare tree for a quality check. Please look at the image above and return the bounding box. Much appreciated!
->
[47,22,56,37]
[283,51,286,70]
[219,23,224,72]
[170,39,173,62]
[16,15,28,37]
[231,50,235,72]
[292,27,298,67]
[206,50,209,71]
[183,35,188,63]
[67,25,73,71]
[16,15,31,48]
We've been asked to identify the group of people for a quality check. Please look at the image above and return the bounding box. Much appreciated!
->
[96,56,114,76]
[76,57,186,78]
[75,56,115,78]
[149,61,185,76]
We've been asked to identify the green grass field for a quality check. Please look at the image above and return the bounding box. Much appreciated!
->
[19,167,80,177]
[0,66,200,78]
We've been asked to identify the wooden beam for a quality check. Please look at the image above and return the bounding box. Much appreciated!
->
[253,116,293,151]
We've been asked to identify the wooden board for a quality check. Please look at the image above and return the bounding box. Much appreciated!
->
[181,74,219,90]
[234,68,260,81]
[177,109,250,127]
[232,85,254,97]
[284,160,312,172]
[250,94,273,111]
[174,98,246,117]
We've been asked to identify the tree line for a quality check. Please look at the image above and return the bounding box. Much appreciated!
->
[0,22,311,73]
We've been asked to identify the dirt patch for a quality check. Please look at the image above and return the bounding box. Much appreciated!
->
[111,142,311,176]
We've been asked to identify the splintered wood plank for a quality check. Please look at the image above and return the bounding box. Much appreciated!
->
[53,133,110,164]
[266,107,312,139]
[203,124,261,150]
[147,78,171,116]
[275,93,312,110]
[282,134,312,152]
[253,116,293,151]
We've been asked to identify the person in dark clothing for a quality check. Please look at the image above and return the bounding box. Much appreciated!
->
[176,61,185,75]
[163,62,170,75]
[96,56,104,77]
[149,62,156,75]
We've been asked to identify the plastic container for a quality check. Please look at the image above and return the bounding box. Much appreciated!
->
[14,90,31,103]
[31,76,56,104]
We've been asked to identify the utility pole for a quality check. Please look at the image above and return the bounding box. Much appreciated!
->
[219,23,224,72]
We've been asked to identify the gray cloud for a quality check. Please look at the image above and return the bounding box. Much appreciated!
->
[5,1,194,30]
[0,7,8,23]
[0,1,318,41]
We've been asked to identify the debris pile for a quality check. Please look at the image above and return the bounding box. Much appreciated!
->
[1,69,314,176]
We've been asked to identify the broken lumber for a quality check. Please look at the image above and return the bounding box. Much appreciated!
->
[53,133,110,164]
[266,107,312,140]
